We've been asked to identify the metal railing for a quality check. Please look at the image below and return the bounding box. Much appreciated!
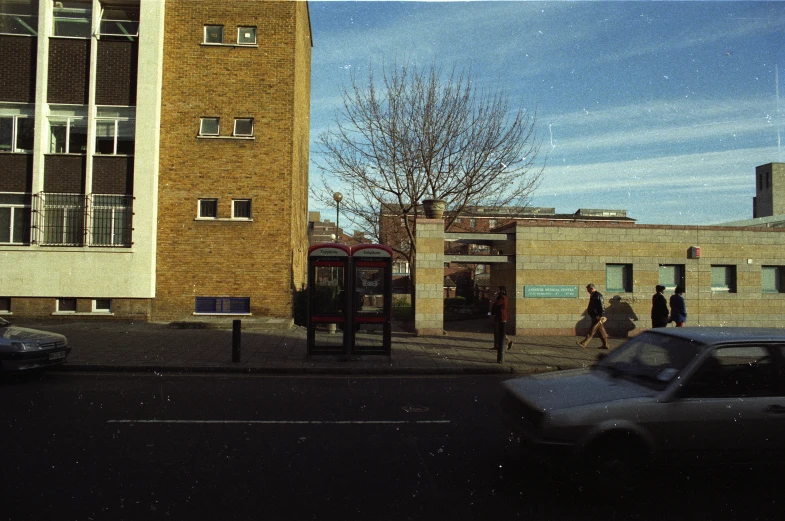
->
[32,193,133,247]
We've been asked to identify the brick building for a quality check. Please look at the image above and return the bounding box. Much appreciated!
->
[0,0,311,321]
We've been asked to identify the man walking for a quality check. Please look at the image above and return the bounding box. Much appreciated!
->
[577,283,610,349]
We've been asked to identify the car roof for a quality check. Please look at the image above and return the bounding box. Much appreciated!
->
[644,327,785,345]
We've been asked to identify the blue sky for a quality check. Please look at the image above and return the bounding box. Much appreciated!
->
[308,1,785,225]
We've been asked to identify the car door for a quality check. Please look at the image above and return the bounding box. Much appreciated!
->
[652,344,785,465]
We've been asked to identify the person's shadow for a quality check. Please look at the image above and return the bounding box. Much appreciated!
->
[605,296,638,337]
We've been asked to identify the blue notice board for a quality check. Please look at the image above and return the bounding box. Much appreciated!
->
[524,285,579,298]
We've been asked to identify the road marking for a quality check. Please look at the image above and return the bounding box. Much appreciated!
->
[107,419,451,425]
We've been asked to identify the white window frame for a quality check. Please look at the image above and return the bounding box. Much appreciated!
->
[96,4,139,40]
[199,117,220,136]
[0,1,38,36]
[237,26,257,45]
[233,118,254,137]
[94,118,135,155]
[0,192,32,245]
[203,24,223,44]
[198,199,218,219]
[232,199,252,220]
[49,116,88,154]
[56,297,77,313]
[93,299,112,313]
[0,115,34,153]
[52,1,92,39]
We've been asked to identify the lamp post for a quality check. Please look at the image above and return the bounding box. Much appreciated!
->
[333,191,343,243]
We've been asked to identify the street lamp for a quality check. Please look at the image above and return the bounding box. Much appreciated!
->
[333,192,343,243]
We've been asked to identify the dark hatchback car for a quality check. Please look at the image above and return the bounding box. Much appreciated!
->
[0,317,71,374]
[499,327,785,483]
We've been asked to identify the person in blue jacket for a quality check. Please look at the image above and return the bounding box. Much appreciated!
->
[669,286,687,327]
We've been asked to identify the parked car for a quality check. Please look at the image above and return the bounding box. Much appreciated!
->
[0,317,71,374]
[499,327,785,485]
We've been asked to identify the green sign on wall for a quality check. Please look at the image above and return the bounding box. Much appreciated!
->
[524,285,579,298]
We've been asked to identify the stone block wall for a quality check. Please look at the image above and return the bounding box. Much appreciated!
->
[414,219,445,335]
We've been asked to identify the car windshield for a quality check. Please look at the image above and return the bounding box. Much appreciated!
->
[595,332,702,388]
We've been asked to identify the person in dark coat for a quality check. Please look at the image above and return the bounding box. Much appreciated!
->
[669,286,687,327]
[651,285,670,328]
[491,286,513,351]
[577,283,609,349]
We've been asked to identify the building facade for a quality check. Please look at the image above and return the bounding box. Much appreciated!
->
[0,0,311,321]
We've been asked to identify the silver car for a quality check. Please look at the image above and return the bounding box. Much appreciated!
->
[500,327,785,484]
[0,317,71,374]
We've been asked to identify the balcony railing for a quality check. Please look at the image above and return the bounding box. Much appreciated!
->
[32,193,133,247]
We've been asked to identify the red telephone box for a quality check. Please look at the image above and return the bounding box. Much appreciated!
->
[307,243,351,356]
[350,244,393,357]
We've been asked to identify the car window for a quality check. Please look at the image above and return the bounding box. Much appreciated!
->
[684,345,783,398]
[597,333,701,387]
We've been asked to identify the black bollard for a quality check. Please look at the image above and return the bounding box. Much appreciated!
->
[232,319,241,362]
[497,341,504,364]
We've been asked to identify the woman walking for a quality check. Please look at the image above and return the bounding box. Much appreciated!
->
[669,286,687,327]
[651,285,669,328]
[491,286,514,351]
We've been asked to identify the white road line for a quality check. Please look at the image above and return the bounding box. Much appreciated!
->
[107,419,451,425]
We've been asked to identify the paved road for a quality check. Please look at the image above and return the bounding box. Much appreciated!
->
[3,372,782,521]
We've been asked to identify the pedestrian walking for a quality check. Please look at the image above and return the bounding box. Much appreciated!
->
[669,286,687,327]
[651,285,669,328]
[577,283,609,349]
[491,286,514,351]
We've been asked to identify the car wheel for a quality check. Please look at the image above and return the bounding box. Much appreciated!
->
[578,432,649,492]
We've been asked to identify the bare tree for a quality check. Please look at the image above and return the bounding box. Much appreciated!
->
[313,61,544,304]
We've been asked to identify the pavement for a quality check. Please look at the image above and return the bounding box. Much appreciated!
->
[16,316,624,375]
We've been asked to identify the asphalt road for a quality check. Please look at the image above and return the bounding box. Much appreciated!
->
[2,372,782,521]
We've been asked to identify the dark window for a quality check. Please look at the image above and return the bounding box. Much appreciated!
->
[199,199,217,218]
[195,297,250,314]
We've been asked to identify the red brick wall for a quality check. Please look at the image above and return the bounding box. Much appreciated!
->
[0,35,37,102]
[47,39,90,104]
[95,40,138,106]
[0,155,33,192]
[153,0,311,320]
[43,155,86,193]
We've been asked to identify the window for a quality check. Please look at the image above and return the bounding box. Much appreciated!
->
[393,261,409,275]
[52,1,91,38]
[204,25,223,44]
[195,297,251,314]
[237,26,256,45]
[232,199,252,219]
[606,263,633,293]
[0,297,10,313]
[233,118,254,137]
[49,117,88,154]
[711,265,737,293]
[198,199,218,218]
[57,298,77,313]
[469,218,477,228]
[0,0,38,36]
[93,299,112,312]
[90,195,133,247]
[199,117,220,136]
[97,3,139,41]
[685,346,781,398]
[488,219,497,229]
[0,115,34,153]
[40,193,86,246]
[762,266,785,294]
[0,193,32,244]
[658,264,685,292]
[95,118,135,155]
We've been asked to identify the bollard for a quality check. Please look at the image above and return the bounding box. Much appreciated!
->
[232,319,241,362]
[497,342,504,364]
